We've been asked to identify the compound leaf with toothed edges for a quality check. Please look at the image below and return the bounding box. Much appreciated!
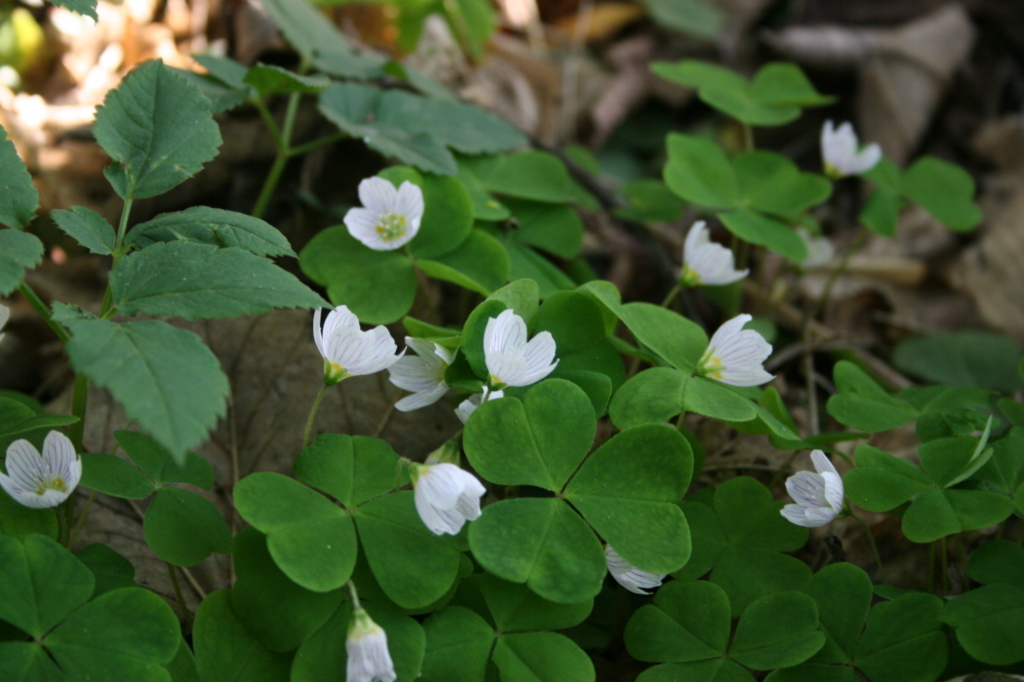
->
[0,126,39,229]
[55,308,228,464]
[110,241,327,320]
[51,206,115,255]
[125,206,296,257]
[93,60,221,199]
[0,229,43,296]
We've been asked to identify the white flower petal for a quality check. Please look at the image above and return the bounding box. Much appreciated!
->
[358,176,398,215]
[810,450,838,477]
[851,143,882,175]
[394,181,425,228]
[455,388,503,424]
[346,609,397,682]
[683,221,748,286]
[413,464,486,536]
[786,471,827,508]
[605,545,666,595]
[821,120,881,177]
[320,314,402,380]
[2,433,79,509]
[699,314,774,387]
[344,207,386,249]
[484,309,527,357]
[395,384,449,412]
[517,332,558,386]
[781,451,844,528]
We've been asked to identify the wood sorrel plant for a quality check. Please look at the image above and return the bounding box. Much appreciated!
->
[0,0,1020,680]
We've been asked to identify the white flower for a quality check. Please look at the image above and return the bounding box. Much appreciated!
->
[696,314,774,387]
[680,221,748,287]
[344,177,424,251]
[798,228,835,268]
[821,120,882,178]
[455,386,504,424]
[411,462,486,535]
[388,338,452,412]
[313,306,403,386]
[0,303,8,345]
[780,450,845,528]
[483,309,558,388]
[605,545,666,595]
[346,607,396,682]
[0,431,82,509]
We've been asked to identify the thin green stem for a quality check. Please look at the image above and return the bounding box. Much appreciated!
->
[928,541,935,593]
[252,99,286,150]
[811,228,866,323]
[661,283,682,309]
[346,580,362,610]
[288,131,347,158]
[69,373,89,453]
[167,562,194,627]
[67,489,96,550]
[851,511,883,574]
[302,383,329,450]
[251,89,303,219]
[768,450,803,489]
[112,198,134,256]
[18,282,69,342]
[741,123,754,152]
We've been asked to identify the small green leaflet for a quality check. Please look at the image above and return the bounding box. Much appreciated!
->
[48,0,98,20]
[110,241,327,320]
[126,206,296,257]
[0,125,39,229]
[51,206,116,255]
[56,306,229,463]
[94,60,222,199]
[0,229,43,295]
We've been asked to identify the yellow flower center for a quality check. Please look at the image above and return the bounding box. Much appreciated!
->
[697,348,725,380]
[680,265,702,287]
[35,477,67,496]
[323,361,350,386]
[375,213,408,242]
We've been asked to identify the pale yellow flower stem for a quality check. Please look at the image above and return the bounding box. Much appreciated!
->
[167,561,194,628]
[347,580,362,610]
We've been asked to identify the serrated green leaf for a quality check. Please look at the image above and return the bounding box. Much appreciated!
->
[111,241,326,320]
[0,229,43,295]
[59,313,228,462]
[0,126,39,229]
[49,0,97,19]
[260,0,383,78]
[126,206,296,256]
[94,60,221,199]
[300,225,417,325]
[243,63,329,97]
[379,94,526,156]
[143,487,232,566]
[51,206,115,255]
[319,83,457,175]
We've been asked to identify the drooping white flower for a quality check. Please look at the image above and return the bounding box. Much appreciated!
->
[605,545,666,595]
[410,462,486,535]
[780,450,845,528]
[388,338,453,412]
[344,177,424,251]
[821,120,882,178]
[680,221,748,287]
[696,314,774,387]
[346,607,397,682]
[483,309,558,388]
[455,386,504,424]
[313,306,403,386]
[797,228,835,269]
[0,303,8,345]
[0,431,81,509]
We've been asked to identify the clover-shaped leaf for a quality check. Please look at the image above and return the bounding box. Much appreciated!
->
[0,535,179,682]
[626,581,824,681]
[674,477,809,615]
[768,564,948,682]
[194,589,293,682]
[826,361,919,432]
